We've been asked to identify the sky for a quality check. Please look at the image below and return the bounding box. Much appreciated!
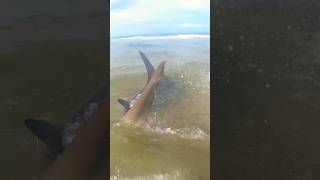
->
[110,0,210,37]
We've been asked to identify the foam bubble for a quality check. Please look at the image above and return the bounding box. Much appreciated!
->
[150,126,209,140]
[110,170,184,180]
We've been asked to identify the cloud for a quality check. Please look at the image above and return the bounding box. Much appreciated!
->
[180,23,208,28]
[110,0,116,5]
[110,0,136,10]
[110,0,210,36]
[175,0,210,10]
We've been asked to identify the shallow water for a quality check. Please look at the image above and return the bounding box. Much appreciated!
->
[110,35,210,179]
[0,40,107,179]
[214,1,320,179]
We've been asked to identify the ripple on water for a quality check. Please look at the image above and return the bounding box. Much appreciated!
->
[110,45,210,179]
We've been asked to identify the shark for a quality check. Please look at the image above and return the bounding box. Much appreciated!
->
[24,81,108,180]
[118,51,167,127]
[23,51,165,179]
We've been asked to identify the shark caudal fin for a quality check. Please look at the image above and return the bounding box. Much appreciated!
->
[139,51,154,83]
[24,119,64,154]
[117,52,156,111]
[118,99,130,110]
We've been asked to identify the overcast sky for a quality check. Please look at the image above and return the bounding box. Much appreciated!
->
[110,0,210,37]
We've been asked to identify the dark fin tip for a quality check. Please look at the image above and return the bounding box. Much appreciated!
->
[138,51,154,83]
[24,119,64,154]
[118,99,130,110]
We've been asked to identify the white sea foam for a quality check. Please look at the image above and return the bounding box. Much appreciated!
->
[110,170,184,180]
[112,34,210,40]
[151,126,209,140]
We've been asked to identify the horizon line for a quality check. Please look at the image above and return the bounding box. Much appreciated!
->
[110,32,210,39]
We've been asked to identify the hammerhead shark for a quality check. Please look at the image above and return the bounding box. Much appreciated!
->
[24,81,108,180]
[118,51,166,127]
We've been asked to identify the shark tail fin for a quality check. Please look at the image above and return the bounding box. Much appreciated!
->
[118,99,130,110]
[139,51,154,83]
[24,119,64,155]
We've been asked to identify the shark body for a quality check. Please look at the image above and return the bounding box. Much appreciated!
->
[118,52,155,112]
[24,51,166,179]
[24,81,108,179]
[118,51,167,127]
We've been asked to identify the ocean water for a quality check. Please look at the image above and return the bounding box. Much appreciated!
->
[0,39,107,179]
[110,34,211,179]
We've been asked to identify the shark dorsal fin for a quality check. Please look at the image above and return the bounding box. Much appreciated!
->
[24,119,64,155]
[118,99,130,110]
[139,51,154,83]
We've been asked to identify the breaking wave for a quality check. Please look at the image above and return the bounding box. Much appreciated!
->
[111,34,210,41]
